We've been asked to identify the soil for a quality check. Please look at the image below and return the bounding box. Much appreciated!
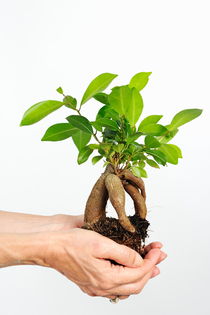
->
[82,215,150,258]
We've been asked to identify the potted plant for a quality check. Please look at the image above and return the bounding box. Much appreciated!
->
[20,72,202,256]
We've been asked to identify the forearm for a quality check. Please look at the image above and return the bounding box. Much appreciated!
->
[0,232,48,268]
[0,211,83,233]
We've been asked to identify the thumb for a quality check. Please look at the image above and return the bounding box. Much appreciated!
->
[102,240,143,267]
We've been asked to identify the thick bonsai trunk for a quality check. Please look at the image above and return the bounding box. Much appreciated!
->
[82,165,149,256]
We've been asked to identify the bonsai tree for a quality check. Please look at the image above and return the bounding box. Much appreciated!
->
[20,72,202,256]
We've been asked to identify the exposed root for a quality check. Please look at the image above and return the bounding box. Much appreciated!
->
[123,181,147,219]
[120,169,146,200]
[84,165,114,225]
[105,174,135,233]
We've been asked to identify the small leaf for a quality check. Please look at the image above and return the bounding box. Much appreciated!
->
[66,115,93,134]
[92,155,103,165]
[158,128,179,143]
[93,92,109,104]
[139,124,167,136]
[63,95,77,109]
[77,146,93,164]
[146,159,160,168]
[168,108,203,130]
[127,132,142,144]
[113,144,124,153]
[144,149,167,166]
[92,118,118,131]
[159,144,179,165]
[88,144,100,150]
[167,144,182,158]
[56,87,64,95]
[138,115,163,129]
[41,123,78,141]
[81,73,118,105]
[131,166,148,178]
[129,72,152,91]
[144,135,161,148]
[96,105,119,121]
[20,100,63,126]
[126,87,144,126]
[72,130,91,151]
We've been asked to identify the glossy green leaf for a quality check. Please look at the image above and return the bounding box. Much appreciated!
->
[20,100,63,126]
[63,95,77,109]
[127,132,142,144]
[129,72,152,91]
[92,155,103,165]
[66,115,93,134]
[81,73,118,105]
[93,92,109,104]
[88,144,100,150]
[158,128,179,143]
[113,144,124,153]
[41,123,78,141]
[167,144,182,158]
[144,135,161,148]
[56,87,64,95]
[144,149,167,166]
[168,109,202,130]
[77,146,93,164]
[139,123,167,136]
[146,159,160,168]
[92,118,118,131]
[72,130,92,151]
[131,166,148,178]
[159,144,179,165]
[108,86,143,126]
[96,105,119,121]
[126,87,144,126]
[138,115,163,129]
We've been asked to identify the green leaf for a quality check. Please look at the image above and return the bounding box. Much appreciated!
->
[139,123,168,136]
[92,118,118,131]
[20,100,63,126]
[144,135,161,148]
[72,130,92,151]
[81,73,118,105]
[66,115,93,134]
[159,144,179,165]
[93,92,109,104]
[144,149,167,166]
[126,87,144,126]
[77,146,93,164]
[138,115,163,129]
[166,144,182,158]
[92,155,103,165]
[129,72,152,91]
[56,87,64,95]
[127,132,142,144]
[96,105,119,121]
[108,86,143,126]
[168,109,202,130]
[158,128,179,143]
[113,143,124,153]
[88,144,100,150]
[131,166,148,178]
[63,95,77,109]
[146,159,160,168]
[41,123,78,141]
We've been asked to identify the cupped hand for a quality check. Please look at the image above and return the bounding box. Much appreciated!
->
[43,228,167,299]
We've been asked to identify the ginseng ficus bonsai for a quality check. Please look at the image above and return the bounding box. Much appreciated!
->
[20,72,202,256]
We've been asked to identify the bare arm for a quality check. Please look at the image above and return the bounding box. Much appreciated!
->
[0,211,84,233]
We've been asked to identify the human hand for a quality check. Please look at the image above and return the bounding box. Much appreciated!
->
[43,228,167,300]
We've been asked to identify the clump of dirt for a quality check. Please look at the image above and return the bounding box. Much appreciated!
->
[82,215,150,257]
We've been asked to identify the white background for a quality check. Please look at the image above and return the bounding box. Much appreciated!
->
[0,0,210,314]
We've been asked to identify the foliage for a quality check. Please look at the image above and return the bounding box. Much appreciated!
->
[20,72,203,177]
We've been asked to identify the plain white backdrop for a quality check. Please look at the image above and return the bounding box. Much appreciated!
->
[0,0,210,314]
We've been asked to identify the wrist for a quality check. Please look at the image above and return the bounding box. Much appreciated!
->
[0,232,52,268]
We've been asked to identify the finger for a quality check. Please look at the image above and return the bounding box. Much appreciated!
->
[144,242,163,254]
[156,251,167,265]
[101,240,143,268]
[106,267,154,296]
[150,266,160,278]
[110,248,161,286]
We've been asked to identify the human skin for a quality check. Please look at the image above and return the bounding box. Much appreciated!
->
[0,211,167,299]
